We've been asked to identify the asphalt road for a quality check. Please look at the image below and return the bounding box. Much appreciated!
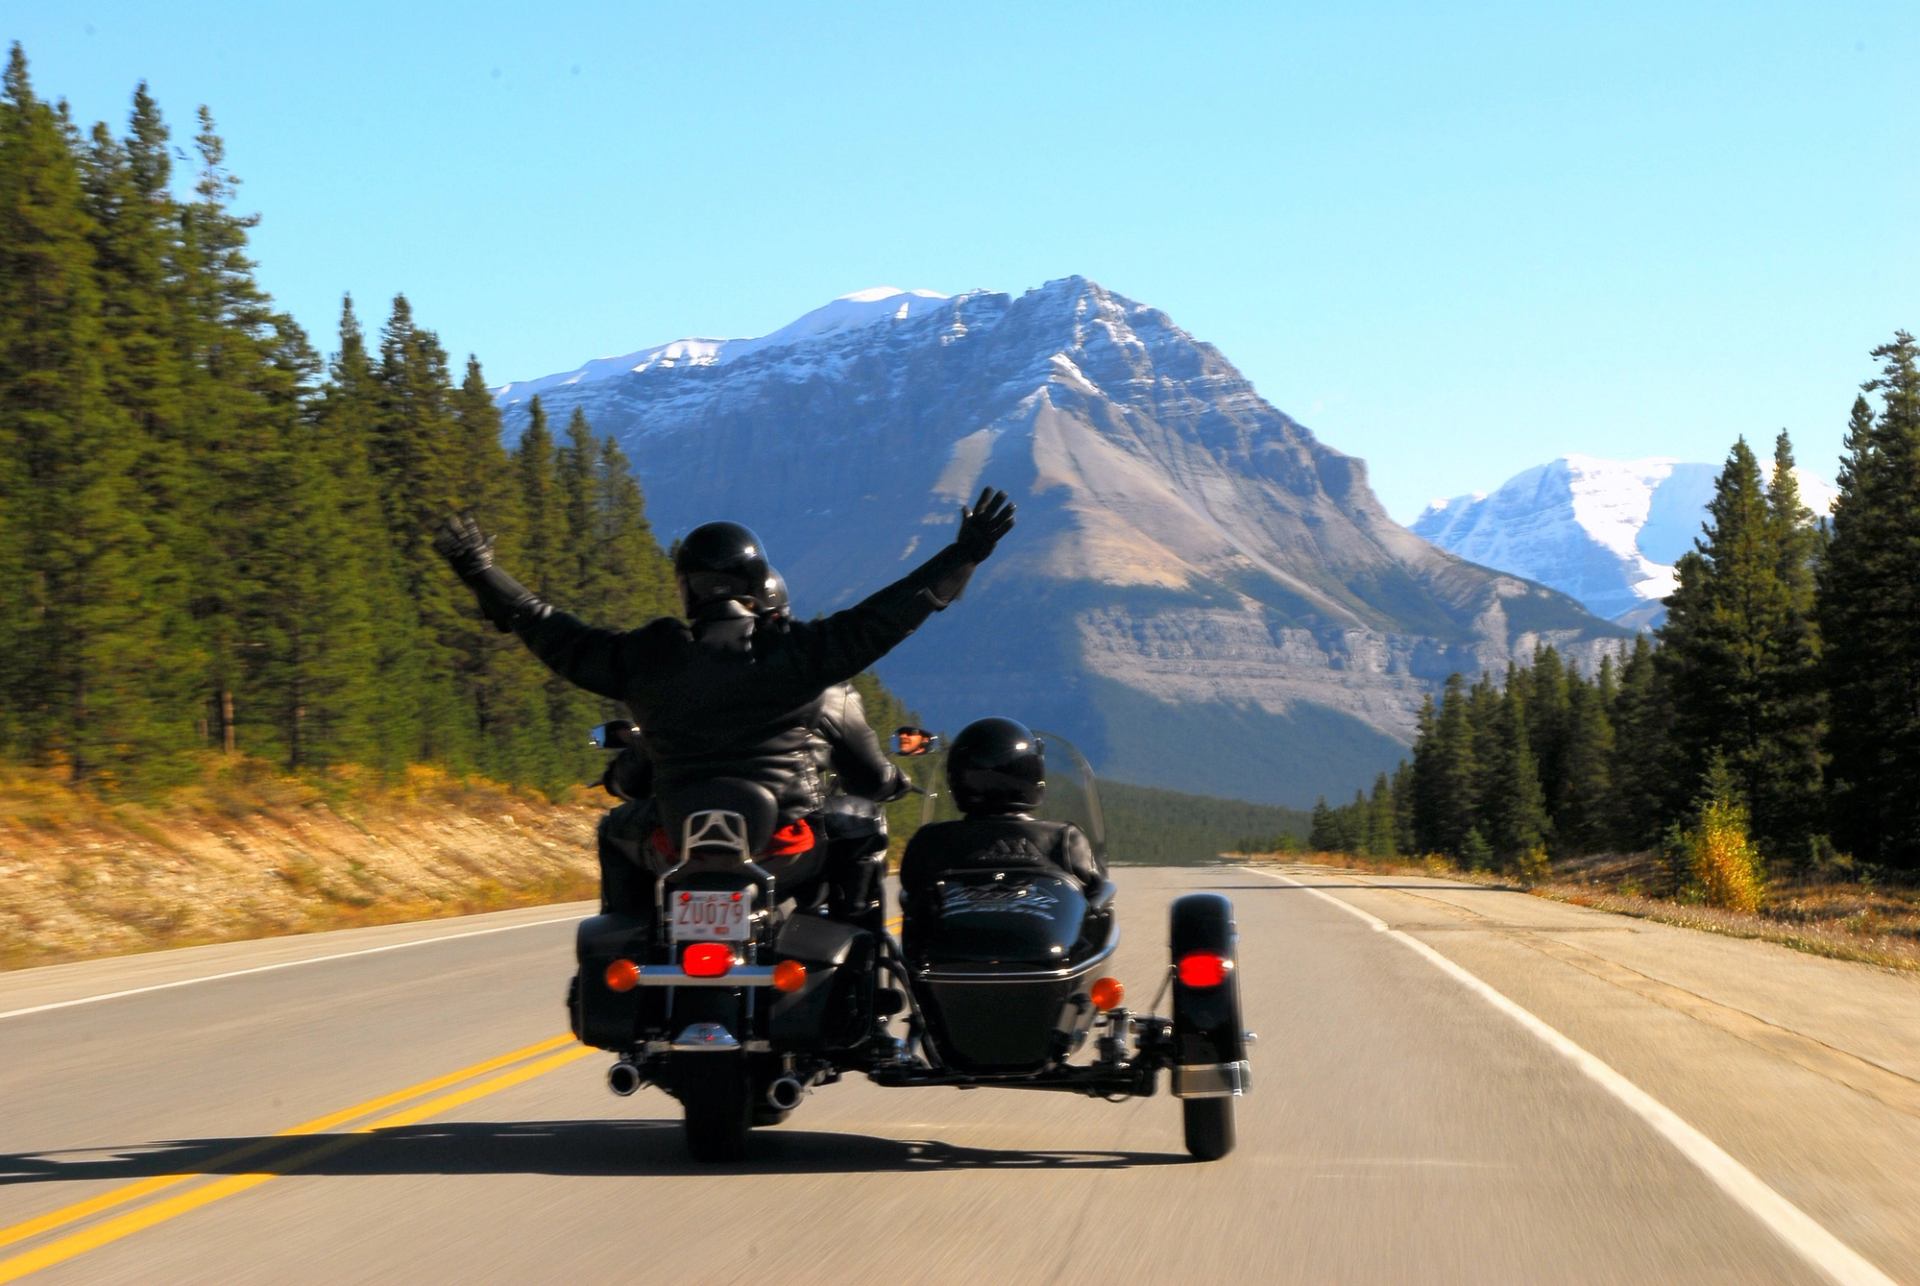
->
[4,864,1919,1284]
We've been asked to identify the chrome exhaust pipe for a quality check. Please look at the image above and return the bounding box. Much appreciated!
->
[765,1075,806,1111]
[607,1060,644,1097]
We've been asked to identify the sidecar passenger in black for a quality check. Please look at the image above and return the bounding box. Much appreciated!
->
[897,718,1116,1075]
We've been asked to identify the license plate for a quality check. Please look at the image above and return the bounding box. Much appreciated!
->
[673,890,750,942]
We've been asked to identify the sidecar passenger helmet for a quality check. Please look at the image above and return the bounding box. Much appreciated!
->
[947,717,1046,816]
[675,521,775,619]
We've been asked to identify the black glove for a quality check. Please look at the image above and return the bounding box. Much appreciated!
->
[433,514,496,579]
[432,512,543,632]
[955,487,1015,561]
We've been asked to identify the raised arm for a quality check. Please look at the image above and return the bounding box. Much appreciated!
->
[433,513,663,702]
[785,487,1016,689]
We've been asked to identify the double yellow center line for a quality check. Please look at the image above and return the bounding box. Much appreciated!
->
[0,1034,593,1282]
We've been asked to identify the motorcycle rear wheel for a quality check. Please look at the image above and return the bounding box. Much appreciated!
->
[680,1057,752,1161]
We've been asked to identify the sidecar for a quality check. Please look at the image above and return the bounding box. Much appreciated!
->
[903,867,1117,1075]
[874,729,1252,1160]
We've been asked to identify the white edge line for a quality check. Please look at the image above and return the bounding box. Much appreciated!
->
[0,913,582,1022]
[1248,866,1895,1286]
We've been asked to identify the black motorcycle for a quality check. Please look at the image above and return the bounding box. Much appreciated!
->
[570,727,1251,1161]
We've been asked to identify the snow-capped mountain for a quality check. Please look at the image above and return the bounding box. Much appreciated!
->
[494,288,952,405]
[495,278,1624,805]
[1413,456,1838,626]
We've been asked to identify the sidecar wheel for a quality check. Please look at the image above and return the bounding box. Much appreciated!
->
[680,1058,751,1162]
[1183,1096,1235,1161]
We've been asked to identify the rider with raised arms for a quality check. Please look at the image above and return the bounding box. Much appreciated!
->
[433,487,1015,897]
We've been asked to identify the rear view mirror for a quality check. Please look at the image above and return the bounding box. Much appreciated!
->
[590,721,641,750]
[892,726,939,757]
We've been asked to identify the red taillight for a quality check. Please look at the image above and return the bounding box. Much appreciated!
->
[682,942,734,978]
[1090,977,1126,1011]
[772,960,808,993]
[604,959,640,993]
[1177,952,1231,988]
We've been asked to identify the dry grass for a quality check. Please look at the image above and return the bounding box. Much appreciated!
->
[0,759,603,972]
[1240,848,1920,974]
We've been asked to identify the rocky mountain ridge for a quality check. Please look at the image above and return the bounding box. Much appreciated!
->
[496,277,1625,805]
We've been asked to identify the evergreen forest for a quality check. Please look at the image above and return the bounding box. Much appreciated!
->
[1312,377,1920,877]
[0,50,684,797]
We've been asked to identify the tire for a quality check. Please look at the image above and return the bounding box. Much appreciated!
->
[680,1059,752,1162]
[1183,1096,1235,1160]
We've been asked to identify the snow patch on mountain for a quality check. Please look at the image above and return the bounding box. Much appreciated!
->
[493,287,952,405]
[1414,456,1837,625]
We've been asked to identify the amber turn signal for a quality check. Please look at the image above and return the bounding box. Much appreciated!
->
[1089,976,1125,1011]
[604,959,640,993]
[772,960,808,993]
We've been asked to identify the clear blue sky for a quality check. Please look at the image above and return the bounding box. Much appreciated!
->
[13,2,1917,519]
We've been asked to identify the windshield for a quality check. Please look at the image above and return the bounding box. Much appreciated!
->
[912,729,1106,862]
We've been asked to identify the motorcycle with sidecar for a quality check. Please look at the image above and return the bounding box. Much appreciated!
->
[569,726,1252,1161]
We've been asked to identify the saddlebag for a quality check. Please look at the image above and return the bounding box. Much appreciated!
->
[573,913,659,1050]
[768,914,874,1052]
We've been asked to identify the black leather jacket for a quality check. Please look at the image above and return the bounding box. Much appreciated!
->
[513,542,974,820]
[603,680,908,808]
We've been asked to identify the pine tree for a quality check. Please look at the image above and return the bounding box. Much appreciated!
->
[592,433,678,625]
[1556,673,1615,854]
[1755,430,1826,852]
[1366,772,1397,858]
[371,295,472,765]
[1820,339,1920,868]
[1657,436,1824,857]
[1465,671,1502,844]
[246,320,392,770]
[1308,796,1338,852]
[0,47,185,785]
[173,105,292,755]
[317,296,425,771]
[1487,685,1549,863]
[513,397,591,791]
[1609,634,1674,847]
[1525,644,1571,824]
[75,97,202,752]
[1390,758,1417,855]
[1413,674,1477,856]
[558,408,599,616]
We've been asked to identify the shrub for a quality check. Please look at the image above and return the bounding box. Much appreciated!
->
[1685,758,1765,914]
[1515,844,1551,887]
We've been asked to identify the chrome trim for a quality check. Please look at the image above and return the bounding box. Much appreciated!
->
[670,1022,740,1052]
[916,930,1120,985]
[633,965,779,988]
[1173,1059,1252,1099]
[639,1037,770,1055]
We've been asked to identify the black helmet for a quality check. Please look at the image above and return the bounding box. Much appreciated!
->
[675,521,774,618]
[758,570,791,625]
[947,717,1046,816]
